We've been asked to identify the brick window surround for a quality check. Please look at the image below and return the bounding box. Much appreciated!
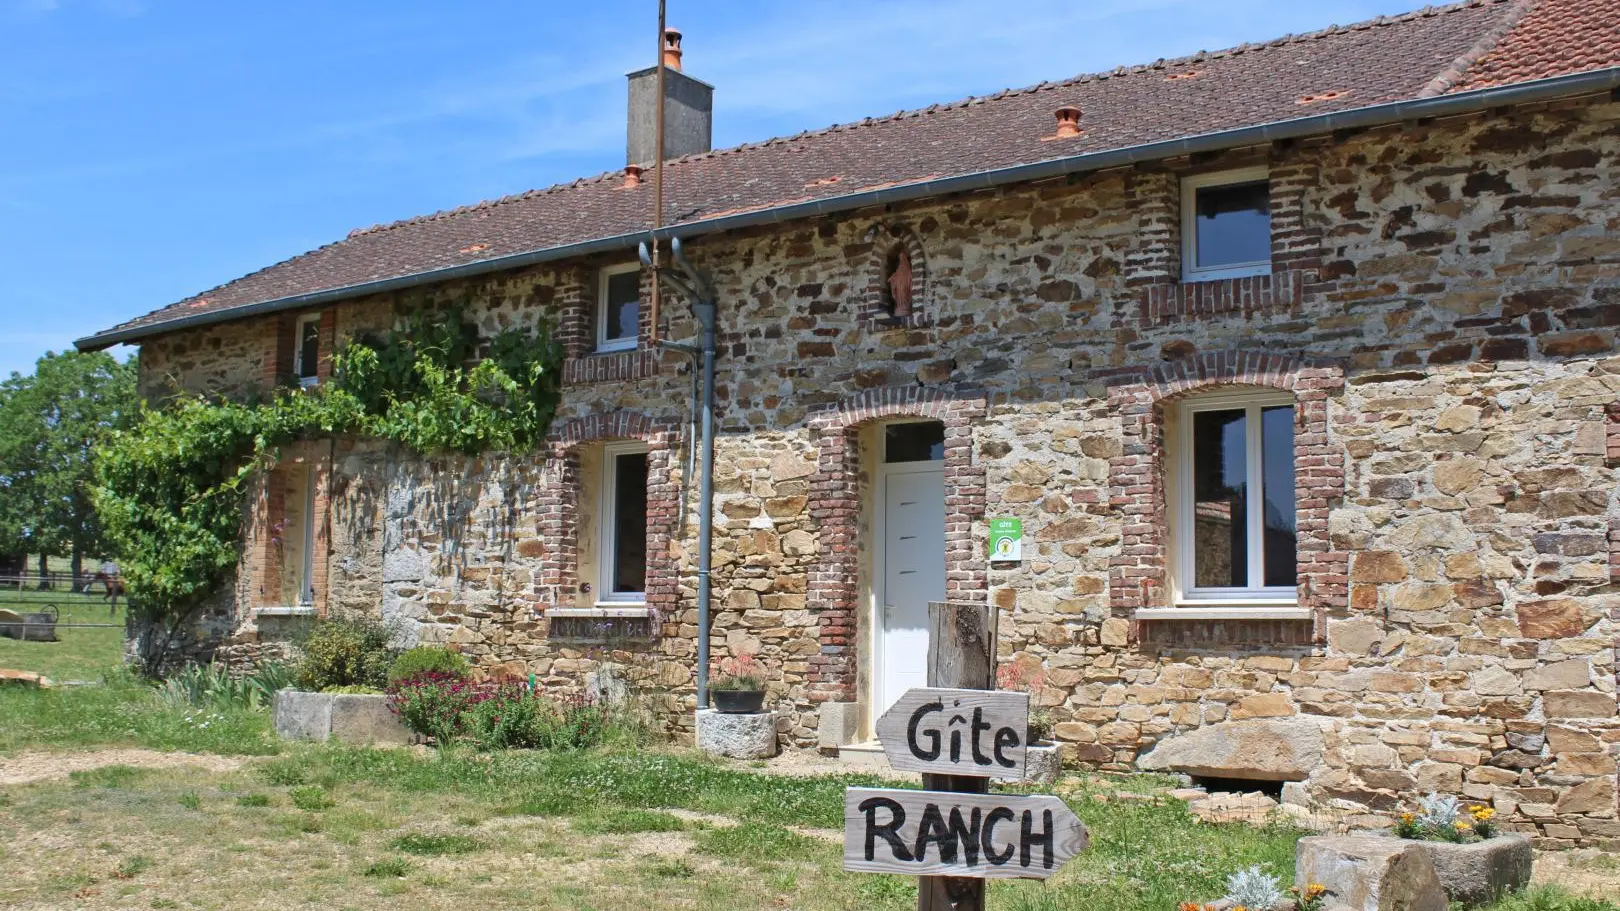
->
[1121,159,1324,329]
[1106,351,1346,642]
[244,442,333,615]
[557,265,661,385]
[804,386,987,703]
[534,411,682,631]
[263,310,335,391]
[860,224,932,328]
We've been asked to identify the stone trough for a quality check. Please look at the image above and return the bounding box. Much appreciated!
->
[272,689,415,745]
[1295,833,1531,911]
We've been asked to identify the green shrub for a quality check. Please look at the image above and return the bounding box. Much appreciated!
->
[289,786,335,811]
[156,662,293,710]
[322,685,383,695]
[363,857,411,878]
[295,619,397,692]
[388,647,470,685]
[388,675,616,750]
[236,794,271,808]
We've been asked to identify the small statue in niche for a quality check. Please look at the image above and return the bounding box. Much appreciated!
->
[885,245,914,318]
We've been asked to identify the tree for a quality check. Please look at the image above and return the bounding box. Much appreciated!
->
[0,350,138,586]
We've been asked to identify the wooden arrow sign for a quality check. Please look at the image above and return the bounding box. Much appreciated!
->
[843,788,1088,880]
[875,687,1030,780]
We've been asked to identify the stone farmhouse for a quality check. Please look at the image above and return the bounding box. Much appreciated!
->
[80,0,1620,844]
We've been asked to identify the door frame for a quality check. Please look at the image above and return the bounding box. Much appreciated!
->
[868,425,946,733]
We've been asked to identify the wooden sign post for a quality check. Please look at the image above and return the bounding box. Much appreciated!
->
[843,602,1089,910]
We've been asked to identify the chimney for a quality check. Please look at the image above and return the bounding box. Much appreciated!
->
[627,26,713,165]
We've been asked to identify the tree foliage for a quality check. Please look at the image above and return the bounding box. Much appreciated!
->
[0,350,138,571]
[93,309,562,675]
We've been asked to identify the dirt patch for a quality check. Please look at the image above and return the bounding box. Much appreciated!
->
[0,748,245,785]
[1534,850,1620,899]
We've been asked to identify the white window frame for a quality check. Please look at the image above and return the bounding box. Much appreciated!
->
[596,441,649,605]
[1181,166,1272,283]
[595,263,641,353]
[1170,389,1299,609]
[293,314,322,387]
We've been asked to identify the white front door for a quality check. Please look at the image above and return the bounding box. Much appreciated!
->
[877,464,946,718]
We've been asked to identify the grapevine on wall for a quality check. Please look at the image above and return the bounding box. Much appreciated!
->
[93,309,564,675]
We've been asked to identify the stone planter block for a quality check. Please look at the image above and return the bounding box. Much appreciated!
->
[1412,835,1532,907]
[818,701,860,751]
[696,708,778,759]
[1295,835,1446,911]
[273,689,413,745]
[1023,743,1062,785]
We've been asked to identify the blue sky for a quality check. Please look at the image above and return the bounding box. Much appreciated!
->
[0,0,1420,378]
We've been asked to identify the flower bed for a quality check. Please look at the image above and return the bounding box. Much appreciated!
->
[387,672,614,750]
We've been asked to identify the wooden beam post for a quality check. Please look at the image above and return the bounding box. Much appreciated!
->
[919,601,993,911]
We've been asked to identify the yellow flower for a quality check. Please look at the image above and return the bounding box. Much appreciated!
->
[1469,806,1495,822]
[1305,884,1327,898]
[1400,812,1416,823]
[1454,820,1473,831]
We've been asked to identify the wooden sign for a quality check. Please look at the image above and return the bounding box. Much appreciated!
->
[844,788,1089,880]
[875,688,1030,780]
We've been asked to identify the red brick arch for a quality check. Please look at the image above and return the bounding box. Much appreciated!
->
[803,386,988,702]
[1105,351,1347,638]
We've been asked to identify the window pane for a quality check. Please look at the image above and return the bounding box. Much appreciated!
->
[1261,406,1297,588]
[604,271,640,342]
[1195,181,1270,269]
[610,452,647,594]
[1192,409,1247,588]
[884,422,944,463]
[297,320,320,378]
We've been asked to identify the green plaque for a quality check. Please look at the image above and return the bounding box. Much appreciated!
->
[988,517,1023,561]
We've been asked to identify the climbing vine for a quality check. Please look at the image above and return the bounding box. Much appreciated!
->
[93,309,563,675]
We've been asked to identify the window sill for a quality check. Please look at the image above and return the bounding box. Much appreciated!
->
[256,605,318,618]
[548,604,650,619]
[1135,606,1311,621]
[593,342,638,355]
[1181,265,1271,284]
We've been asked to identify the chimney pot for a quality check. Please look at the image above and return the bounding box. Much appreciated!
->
[1053,105,1083,138]
[623,164,644,188]
[662,27,683,71]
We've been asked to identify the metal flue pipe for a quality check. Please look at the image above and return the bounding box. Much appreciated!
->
[642,235,717,708]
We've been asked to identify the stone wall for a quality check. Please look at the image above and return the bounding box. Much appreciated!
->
[138,93,1620,845]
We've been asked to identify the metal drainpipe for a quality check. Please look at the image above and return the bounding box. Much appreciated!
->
[643,236,717,709]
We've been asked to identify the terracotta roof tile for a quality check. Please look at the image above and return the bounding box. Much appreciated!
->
[1452,0,1620,90]
[86,0,1617,343]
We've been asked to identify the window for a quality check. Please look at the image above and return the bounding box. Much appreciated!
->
[1181,167,1271,282]
[1172,391,1296,604]
[598,443,648,602]
[884,421,944,463]
[293,314,321,386]
[596,264,641,352]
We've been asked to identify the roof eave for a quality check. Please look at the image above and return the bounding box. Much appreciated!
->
[76,65,1620,352]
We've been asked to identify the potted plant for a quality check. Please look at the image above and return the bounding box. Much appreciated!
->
[710,653,766,714]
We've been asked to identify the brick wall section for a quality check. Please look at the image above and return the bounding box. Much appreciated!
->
[804,385,987,702]
[1105,351,1348,633]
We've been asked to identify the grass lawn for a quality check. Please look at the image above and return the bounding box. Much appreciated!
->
[0,644,1614,910]
[0,732,1309,911]
[0,591,126,682]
